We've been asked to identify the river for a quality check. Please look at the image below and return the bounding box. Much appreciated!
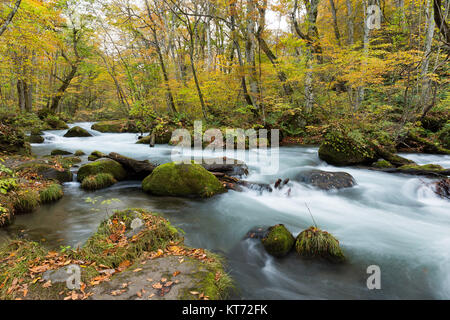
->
[1,122,449,299]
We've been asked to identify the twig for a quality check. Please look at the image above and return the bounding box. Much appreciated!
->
[304,202,318,229]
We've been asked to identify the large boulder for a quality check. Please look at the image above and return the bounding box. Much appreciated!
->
[51,149,72,156]
[77,159,126,182]
[64,126,92,138]
[294,170,356,190]
[261,224,295,257]
[29,134,44,144]
[318,130,377,166]
[200,157,249,177]
[81,173,117,190]
[107,152,155,180]
[142,162,225,197]
[0,124,31,155]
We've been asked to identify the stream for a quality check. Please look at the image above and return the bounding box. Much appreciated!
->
[1,122,450,299]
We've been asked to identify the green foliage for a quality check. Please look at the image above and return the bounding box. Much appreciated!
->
[0,178,18,195]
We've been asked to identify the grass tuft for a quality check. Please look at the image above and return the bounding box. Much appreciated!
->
[295,226,345,263]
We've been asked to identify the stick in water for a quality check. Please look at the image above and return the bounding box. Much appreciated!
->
[305,202,318,228]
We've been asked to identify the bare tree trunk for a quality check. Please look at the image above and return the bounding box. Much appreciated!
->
[421,0,436,112]
[17,80,25,111]
[346,0,354,45]
[245,0,259,111]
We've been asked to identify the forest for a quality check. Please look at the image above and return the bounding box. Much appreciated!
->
[0,0,449,301]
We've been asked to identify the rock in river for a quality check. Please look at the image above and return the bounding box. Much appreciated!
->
[294,169,356,190]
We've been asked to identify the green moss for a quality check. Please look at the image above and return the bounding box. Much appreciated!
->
[44,116,68,130]
[77,159,126,182]
[398,164,445,172]
[51,149,72,156]
[261,224,295,257]
[78,208,179,268]
[372,159,395,168]
[74,150,85,156]
[60,156,82,168]
[63,126,92,137]
[81,173,117,190]
[295,226,345,263]
[0,124,31,155]
[181,252,234,300]
[88,150,106,161]
[142,162,225,197]
[136,135,151,144]
[318,129,376,166]
[39,183,63,203]
[13,189,40,214]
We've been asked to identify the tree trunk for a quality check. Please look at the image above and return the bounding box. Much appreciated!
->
[329,0,341,45]
[421,0,436,110]
[0,0,22,37]
[17,80,25,111]
[346,0,354,45]
[50,63,78,112]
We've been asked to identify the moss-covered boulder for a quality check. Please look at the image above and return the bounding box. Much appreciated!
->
[318,130,377,166]
[51,149,72,156]
[398,163,445,172]
[372,159,395,168]
[261,224,295,257]
[0,124,31,155]
[74,150,85,156]
[81,173,117,190]
[295,226,345,263]
[77,159,126,182]
[91,120,139,133]
[39,183,63,203]
[142,162,225,197]
[64,126,92,138]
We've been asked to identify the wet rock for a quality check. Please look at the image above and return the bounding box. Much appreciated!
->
[91,120,139,133]
[51,149,73,156]
[295,170,356,190]
[125,218,145,239]
[29,134,44,144]
[237,180,273,193]
[201,157,249,177]
[16,162,73,183]
[434,178,450,200]
[64,126,92,138]
[88,150,107,161]
[107,152,155,180]
[244,227,269,240]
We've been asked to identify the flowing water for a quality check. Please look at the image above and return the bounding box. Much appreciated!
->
[1,122,449,299]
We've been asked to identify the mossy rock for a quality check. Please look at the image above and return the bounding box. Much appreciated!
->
[0,124,31,156]
[142,162,225,198]
[60,156,81,168]
[91,120,139,133]
[318,130,377,166]
[15,162,73,183]
[77,159,126,182]
[51,149,72,156]
[29,134,44,144]
[64,126,92,138]
[261,224,295,257]
[81,173,117,190]
[39,184,63,203]
[44,116,68,130]
[74,150,85,156]
[0,204,12,228]
[398,164,445,172]
[136,135,151,144]
[88,150,107,161]
[13,189,40,214]
[372,159,395,168]
[295,226,345,263]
